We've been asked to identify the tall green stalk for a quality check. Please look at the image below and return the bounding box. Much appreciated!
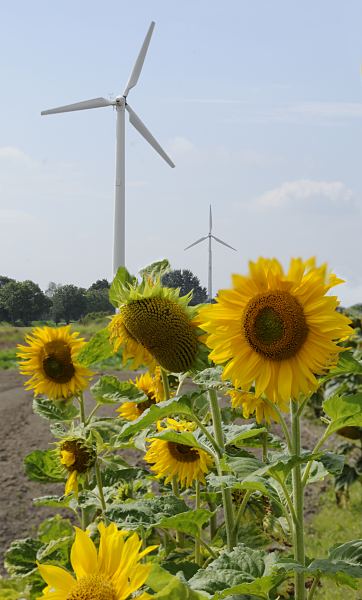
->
[291,400,306,600]
[208,389,236,550]
[195,481,201,565]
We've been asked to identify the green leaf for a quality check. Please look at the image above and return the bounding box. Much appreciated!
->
[153,430,214,455]
[189,544,273,594]
[77,327,114,367]
[323,393,362,434]
[139,259,170,280]
[32,396,78,421]
[109,267,137,307]
[36,536,72,566]
[33,495,73,510]
[147,564,209,599]
[37,515,74,544]
[318,451,344,476]
[224,455,264,479]
[158,509,213,538]
[91,375,146,404]
[0,577,30,600]
[193,367,225,390]
[105,495,189,530]
[116,395,196,441]
[4,538,42,576]
[212,574,283,599]
[24,449,65,483]
[322,351,362,381]
[224,424,267,447]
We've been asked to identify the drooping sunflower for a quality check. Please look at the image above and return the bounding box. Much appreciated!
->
[198,258,352,403]
[17,326,92,400]
[227,389,285,424]
[144,418,213,488]
[37,522,157,600]
[117,368,164,421]
[108,275,203,373]
[59,437,96,495]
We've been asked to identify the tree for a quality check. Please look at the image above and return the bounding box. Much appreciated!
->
[161,269,207,305]
[45,281,62,298]
[85,289,113,315]
[51,285,87,324]
[0,276,15,288]
[88,279,110,291]
[0,280,51,325]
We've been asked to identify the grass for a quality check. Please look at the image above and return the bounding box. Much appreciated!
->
[305,483,362,599]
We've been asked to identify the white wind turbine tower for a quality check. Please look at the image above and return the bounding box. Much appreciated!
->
[185,205,237,302]
[41,21,175,275]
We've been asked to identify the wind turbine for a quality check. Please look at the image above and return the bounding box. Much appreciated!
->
[41,21,175,275]
[185,206,236,302]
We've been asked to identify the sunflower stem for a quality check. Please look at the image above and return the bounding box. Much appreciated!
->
[263,397,292,452]
[191,414,223,457]
[161,368,171,400]
[208,389,236,551]
[262,429,269,463]
[290,399,306,600]
[233,490,252,541]
[78,393,86,425]
[307,573,321,600]
[95,460,107,513]
[195,481,201,565]
[86,402,101,425]
[172,477,184,546]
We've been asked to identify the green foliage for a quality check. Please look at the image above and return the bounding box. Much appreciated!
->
[4,538,42,576]
[159,509,214,538]
[140,258,171,280]
[109,266,137,307]
[162,269,207,305]
[189,544,278,595]
[24,449,65,483]
[77,327,114,367]
[105,495,189,530]
[51,284,87,323]
[147,564,209,599]
[32,396,78,421]
[0,348,17,369]
[323,393,362,434]
[91,375,146,404]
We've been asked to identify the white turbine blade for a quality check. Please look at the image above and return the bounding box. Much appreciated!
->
[212,235,237,251]
[184,236,208,250]
[126,104,175,168]
[41,97,112,115]
[123,21,155,97]
[209,205,212,233]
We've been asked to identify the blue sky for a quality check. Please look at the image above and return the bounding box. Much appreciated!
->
[0,0,361,305]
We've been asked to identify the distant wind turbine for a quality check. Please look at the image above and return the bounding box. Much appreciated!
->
[184,206,236,302]
[41,21,175,275]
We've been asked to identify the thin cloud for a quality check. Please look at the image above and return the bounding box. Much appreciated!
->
[254,179,358,215]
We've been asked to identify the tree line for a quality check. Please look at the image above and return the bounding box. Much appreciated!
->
[0,269,207,326]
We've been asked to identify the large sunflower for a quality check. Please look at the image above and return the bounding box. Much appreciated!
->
[117,369,164,421]
[37,522,156,600]
[144,418,213,488]
[59,437,96,495]
[17,326,92,400]
[109,275,202,373]
[199,258,352,403]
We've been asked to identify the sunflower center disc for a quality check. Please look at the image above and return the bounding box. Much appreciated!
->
[67,574,116,600]
[243,290,308,360]
[122,297,198,372]
[167,441,200,463]
[42,340,75,383]
[137,396,156,415]
[60,439,95,473]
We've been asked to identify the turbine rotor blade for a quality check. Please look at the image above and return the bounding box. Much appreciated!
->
[212,235,237,251]
[41,97,112,115]
[123,21,155,97]
[184,236,208,250]
[209,205,212,233]
[126,104,175,168]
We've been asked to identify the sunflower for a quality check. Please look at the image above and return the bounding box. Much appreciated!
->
[17,326,92,400]
[37,522,157,600]
[144,418,213,488]
[108,275,202,373]
[59,437,96,495]
[198,258,352,403]
[227,389,285,424]
[117,368,164,421]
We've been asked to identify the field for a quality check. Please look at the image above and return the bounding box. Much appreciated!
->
[1,319,362,599]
